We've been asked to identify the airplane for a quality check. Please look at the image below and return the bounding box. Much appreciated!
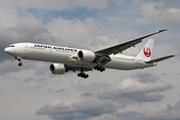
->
[4,29,175,79]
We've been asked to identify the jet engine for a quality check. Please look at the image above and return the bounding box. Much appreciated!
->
[77,50,96,62]
[49,64,66,74]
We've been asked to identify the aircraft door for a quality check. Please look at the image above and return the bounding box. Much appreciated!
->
[23,44,28,51]
[49,47,53,53]
[136,58,144,69]
[136,58,140,68]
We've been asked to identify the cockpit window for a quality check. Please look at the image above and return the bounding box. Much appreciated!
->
[9,45,15,47]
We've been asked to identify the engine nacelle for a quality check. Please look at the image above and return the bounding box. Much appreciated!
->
[49,64,66,74]
[78,50,96,62]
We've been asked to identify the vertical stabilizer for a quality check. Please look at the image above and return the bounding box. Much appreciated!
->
[136,39,154,61]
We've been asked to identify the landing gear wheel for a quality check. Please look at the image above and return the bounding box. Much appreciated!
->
[80,73,85,78]
[94,66,98,70]
[15,56,23,66]
[77,73,82,77]
[84,74,89,79]
[100,67,105,72]
[77,68,89,79]
[18,62,23,66]
[94,65,105,72]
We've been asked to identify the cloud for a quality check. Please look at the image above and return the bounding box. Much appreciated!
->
[131,92,165,102]
[112,99,180,120]
[0,90,3,95]
[36,98,116,120]
[47,18,97,46]
[97,78,173,102]
[143,99,180,120]
[73,82,110,93]
[132,71,159,83]
[72,0,107,9]
[113,111,143,120]
[167,37,180,60]
[5,17,64,44]
[0,0,107,10]
[105,16,121,22]
[135,1,180,26]
[0,7,19,28]
[0,60,20,74]
[48,88,65,94]
[80,92,95,97]
[0,17,44,41]
[83,36,119,50]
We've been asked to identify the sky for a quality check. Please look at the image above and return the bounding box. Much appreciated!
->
[0,0,180,120]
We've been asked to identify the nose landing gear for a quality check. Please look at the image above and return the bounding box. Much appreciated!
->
[15,56,23,66]
[18,62,23,66]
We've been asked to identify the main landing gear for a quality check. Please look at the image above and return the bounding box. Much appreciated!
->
[94,65,105,72]
[15,56,23,66]
[77,68,89,79]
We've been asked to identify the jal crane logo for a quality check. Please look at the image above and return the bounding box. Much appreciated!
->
[143,47,151,57]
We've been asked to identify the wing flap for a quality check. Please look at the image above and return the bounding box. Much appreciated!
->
[145,55,175,64]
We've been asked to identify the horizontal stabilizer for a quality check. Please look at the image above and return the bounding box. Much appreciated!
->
[145,55,175,64]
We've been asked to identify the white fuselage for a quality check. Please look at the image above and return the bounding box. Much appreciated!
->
[4,43,156,70]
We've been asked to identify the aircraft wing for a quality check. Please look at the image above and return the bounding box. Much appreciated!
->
[145,55,175,64]
[95,29,167,56]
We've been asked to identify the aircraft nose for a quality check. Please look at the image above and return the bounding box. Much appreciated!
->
[4,47,15,55]
[4,47,9,53]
